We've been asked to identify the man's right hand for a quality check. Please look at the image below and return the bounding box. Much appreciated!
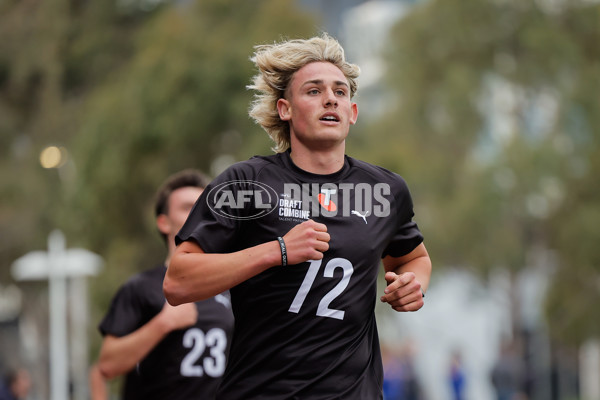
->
[282,219,330,265]
[160,301,198,331]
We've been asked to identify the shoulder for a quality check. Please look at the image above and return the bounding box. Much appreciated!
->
[217,154,279,178]
[202,154,283,196]
[347,156,408,188]
[105,266,165,314]
[346,157,414,207]
[118,265,164,293]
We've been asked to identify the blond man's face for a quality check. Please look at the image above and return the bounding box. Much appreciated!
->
[277,62,358,149]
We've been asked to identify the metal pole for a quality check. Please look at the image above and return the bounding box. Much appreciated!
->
[70,276,88,400]
[48,230,69,400]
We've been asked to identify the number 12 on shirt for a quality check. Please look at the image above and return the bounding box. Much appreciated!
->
[288,258,354,320]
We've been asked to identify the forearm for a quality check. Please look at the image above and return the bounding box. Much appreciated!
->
[384,243,432,292]
[392,254,431,292]
[98,315,171,379]
[89,364,107,400]
[164,240,282,305]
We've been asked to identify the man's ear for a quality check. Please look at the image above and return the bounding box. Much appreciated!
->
[156,214,170,235]
[277,98,292,121]
[349,102,358,125]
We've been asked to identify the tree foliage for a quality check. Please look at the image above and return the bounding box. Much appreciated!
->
[353,0,600,343]
[67,0,318,303]
[0,0,318,345]
[3,0,598,354]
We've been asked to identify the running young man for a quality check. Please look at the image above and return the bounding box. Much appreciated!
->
[96,170,234,400]
[164,34,432,399]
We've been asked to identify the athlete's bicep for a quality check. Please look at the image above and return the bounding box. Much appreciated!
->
[382,243,429,273]
[175,239,206,256]
[165,240,208,305]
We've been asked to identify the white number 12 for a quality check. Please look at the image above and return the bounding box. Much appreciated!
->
[288,258,353,320]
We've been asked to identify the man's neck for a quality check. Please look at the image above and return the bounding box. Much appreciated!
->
[289,142,346,175]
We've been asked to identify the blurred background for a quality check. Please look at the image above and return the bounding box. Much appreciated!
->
[0,0,599,399]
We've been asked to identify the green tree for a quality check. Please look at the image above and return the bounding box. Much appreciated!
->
[1,0,317,274]
[1,2,318,393]
[0,0,151,282]
[66,0,317,305]
[354,0,599,344]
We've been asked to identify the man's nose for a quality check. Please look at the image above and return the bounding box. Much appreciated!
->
[324,89,338,107]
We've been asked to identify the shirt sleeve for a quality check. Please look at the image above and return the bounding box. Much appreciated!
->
[381,175,424,258]
[98,280,145,337]
[176,164,247,253]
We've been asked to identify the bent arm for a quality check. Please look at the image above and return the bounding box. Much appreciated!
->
[98,302,197,379]
[383,243,432,291]
[164,219,331,305]
[380,243,432,312]
[164,240,282,305]
[98,327,169,379]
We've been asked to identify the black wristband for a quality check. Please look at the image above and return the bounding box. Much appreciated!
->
[277,237,287,267]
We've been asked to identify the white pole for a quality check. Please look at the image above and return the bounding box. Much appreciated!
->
[48,230,69,400]
[580,339,600,400]
[70,276,88,400]
[12,230,103,400]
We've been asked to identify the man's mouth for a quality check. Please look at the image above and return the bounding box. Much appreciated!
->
[320,114,339,122]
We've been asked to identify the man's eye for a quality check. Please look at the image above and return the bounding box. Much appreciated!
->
[335,90,346,96]
[308,89,319,95]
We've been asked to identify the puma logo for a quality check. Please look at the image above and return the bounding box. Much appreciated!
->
[351,210,369,224]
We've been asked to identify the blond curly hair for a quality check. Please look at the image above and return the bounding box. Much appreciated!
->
[247,33,360,153]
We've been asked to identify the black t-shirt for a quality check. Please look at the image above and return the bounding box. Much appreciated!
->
[98,264,234,400]
[177,151,423,400]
